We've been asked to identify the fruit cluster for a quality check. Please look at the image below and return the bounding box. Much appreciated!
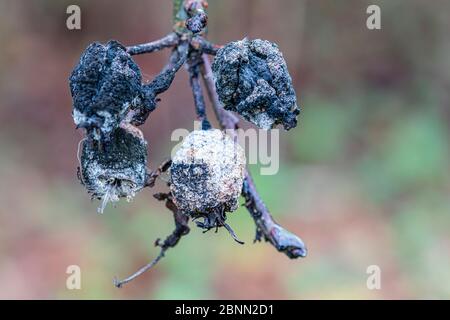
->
[69,0,306,287]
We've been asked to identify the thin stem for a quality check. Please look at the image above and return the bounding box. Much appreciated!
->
[223,222,245,245]
[113,251,164,288]
[114,192,190,288]
[126,33,179,56]
[191,36,221,55]
[146,40,189,95]
[145,159,172,188]
[125,41,189,123]
[242,174,307,258]
[200,54,307,259]
[188,55,211,129]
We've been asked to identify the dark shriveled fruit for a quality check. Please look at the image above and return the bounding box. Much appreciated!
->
[79,127,148,213]
[69,40,154,140]
[212,39,300,130]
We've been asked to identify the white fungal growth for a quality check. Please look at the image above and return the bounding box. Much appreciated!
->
[98,183,114,214]
[72,108,88,127]
[79,127,148,213]
[83,160,144,213]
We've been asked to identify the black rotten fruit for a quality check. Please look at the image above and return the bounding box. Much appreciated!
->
[212,39,300,130]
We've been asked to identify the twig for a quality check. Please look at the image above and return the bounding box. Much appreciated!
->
[223,222,245,245]
[191,36,221,55]
[147,40,190,95]
[187,52,211,129]
[114,192,190,288]
[145,159,172,188]
[128,42,189,123]
[126,33,179,55]
[200,54,307,259]
[113,251,164,288]
[242,175,307,258]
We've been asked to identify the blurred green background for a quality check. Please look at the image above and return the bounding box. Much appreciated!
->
[0,0,449,299]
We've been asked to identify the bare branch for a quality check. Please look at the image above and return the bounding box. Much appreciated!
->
[126,33,179,55]
[122,41,190,125]
[145,159,172,188]
[114,193,190,288]
[191,36,221,55]
[147,40,189,95]
[242,174,307,258]
[187,53,211,129]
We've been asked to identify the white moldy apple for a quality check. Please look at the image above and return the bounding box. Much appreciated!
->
[169,129,246,216]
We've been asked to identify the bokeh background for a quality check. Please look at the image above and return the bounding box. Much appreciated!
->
[0,0,449,299]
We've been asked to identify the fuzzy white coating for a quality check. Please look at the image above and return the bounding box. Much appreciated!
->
[170,129,246,215]
[72,108,88,126]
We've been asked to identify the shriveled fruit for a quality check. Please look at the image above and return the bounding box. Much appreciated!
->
[213,39,300,130]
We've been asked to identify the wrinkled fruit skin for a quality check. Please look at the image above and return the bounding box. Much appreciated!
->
[80,127,148,203]
[69,40,154,140]
[170,129,246,216]
[212,39,300,130]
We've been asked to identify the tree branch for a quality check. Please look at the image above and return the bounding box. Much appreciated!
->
[126,33,179,55]
[145,159,172,188]
[187,52,211,129]
[191,36,221,55]
[114,170,190,288]
[128,41,189,124]
[242,174,307,258]
[145,40,189,96]
[200,55,307,259]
